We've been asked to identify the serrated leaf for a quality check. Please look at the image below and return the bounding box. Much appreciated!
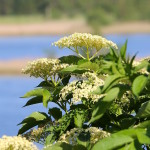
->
[132,75,148,97]
[136,101,150,118]
[48,107,62,120]
[23,96,43,107]
[89,87,120,124]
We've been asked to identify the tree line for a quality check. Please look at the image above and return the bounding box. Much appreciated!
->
[0,0,150,25]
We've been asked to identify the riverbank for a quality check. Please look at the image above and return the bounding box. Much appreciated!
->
[0,20,150,36]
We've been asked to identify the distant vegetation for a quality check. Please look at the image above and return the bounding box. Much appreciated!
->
[0,0,150,27]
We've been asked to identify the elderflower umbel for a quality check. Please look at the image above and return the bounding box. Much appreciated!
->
[53,33,118,60]
[54,33,117,50]
[58,127,110,146]
[22,58,69,79]
[59,72,105,104]
[0,135,38,150]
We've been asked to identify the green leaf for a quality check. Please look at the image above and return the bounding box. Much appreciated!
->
[135,120,150,128]
[21,88,44,98]
[74,110,87,128]
[136,131,150,144]
[43,89,52,107]
[18,121,39,135]
[48,107,62,120]
[23,96,43,107]
[61,65,88,74]
[37,81,52,88]
[77,132,91,149]
[89,87,120,124]
[92,134,133,150]
[132,75,148,97]
[45,133,56,146]
[22,88,51,108]
[78,61,99,72]
[59,55,81,65]
[136,101,150,118]
[134,60,149,72]
[18,112,48,125]
[118,141,137,150]
[102,75,123,92]
[44,142,73,150]
[90,86,102,95]
[18,112,49,134]
[120,40,127,61]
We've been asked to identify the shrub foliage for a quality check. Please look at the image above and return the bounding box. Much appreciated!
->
[19,33,150,150]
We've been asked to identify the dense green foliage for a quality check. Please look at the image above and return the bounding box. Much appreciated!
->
[1,0,150,26]
[19,33,150,150]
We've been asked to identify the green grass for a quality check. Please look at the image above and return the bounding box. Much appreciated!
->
[0,15,48,24]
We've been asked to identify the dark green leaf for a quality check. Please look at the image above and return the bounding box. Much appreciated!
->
[37,81,52,88]
[59,55,81,65]
[77,132,91,148]
[49,107,62,120]
[132,75,148,97]
[23,96,43,107]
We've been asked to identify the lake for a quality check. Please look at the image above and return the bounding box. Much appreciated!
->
[0,34,150,148]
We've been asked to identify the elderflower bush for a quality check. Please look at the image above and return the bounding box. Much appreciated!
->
[18,33,150,150]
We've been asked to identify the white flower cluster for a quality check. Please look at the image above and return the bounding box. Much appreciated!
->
[54,33,118,51]
[58,127,110,145]
[0,135,38,150]
[59,72,104,104]
[22,58,69,78]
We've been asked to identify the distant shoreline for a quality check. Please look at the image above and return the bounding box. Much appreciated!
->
[0,20,150,75]
[0,20,150,36]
